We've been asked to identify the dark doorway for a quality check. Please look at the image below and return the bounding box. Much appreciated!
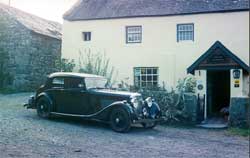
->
[207,70,230,117]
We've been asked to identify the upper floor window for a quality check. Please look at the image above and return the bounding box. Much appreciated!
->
[82,32,91,41]
[126,26,142,43]
[177,24,194,42]
[134,67,158,88]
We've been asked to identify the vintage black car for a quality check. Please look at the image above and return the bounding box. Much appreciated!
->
[24,72,162,132]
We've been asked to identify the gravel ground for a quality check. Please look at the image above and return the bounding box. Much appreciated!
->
[0,93,249,158]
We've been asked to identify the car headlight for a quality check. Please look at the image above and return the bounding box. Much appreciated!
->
[130,97,139,109]
[145,97,153,107]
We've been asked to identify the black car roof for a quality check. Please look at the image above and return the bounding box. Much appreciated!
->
[48,72,105,79]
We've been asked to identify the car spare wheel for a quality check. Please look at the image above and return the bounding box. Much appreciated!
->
[110,108,131,133]
[37,97,51,119]
[141,122,157,129]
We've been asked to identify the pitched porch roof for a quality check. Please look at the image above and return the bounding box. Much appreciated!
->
[187,41,249,74]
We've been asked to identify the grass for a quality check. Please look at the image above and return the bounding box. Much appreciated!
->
[0,88,18,94]
[228,127,250,137]
[0,88,32,94]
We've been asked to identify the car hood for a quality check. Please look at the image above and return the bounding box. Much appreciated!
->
[88,89,141,99]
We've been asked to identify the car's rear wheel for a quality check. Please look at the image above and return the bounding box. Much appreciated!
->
[141,122,157,129]
[37,98,51,119]
[110,108,131,133]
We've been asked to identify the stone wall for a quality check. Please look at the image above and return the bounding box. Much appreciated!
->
[0,12,61,91]
[229,97,250,128]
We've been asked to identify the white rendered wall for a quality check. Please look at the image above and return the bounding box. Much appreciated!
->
[62,11,249,88]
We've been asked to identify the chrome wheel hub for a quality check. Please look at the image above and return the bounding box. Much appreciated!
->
[115,118,120,123]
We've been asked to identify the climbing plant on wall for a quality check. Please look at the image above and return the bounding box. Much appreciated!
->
[0,17,12,89]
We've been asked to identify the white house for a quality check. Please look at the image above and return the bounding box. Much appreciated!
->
[62,0,249,122]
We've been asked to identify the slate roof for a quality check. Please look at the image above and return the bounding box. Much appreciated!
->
[0,3,62,39]
[64,0,249,21]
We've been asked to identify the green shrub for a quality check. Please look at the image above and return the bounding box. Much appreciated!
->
[177,75,196,93]
[55,58,76,72]
[120,75,196,124]
[138,88,189,124]
[228,128,250,137]
[78,49,117,86]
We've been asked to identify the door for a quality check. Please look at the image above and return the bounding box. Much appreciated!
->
[207,70,230,117]
[49,77,65,112]
[60,77,89,115]
[51,77,89,115]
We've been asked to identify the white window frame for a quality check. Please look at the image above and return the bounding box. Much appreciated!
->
[177,23,194,42]
[134,67,159,88]
[126,26,142,43]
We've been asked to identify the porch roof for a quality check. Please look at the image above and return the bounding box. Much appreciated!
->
[187,41,249,74]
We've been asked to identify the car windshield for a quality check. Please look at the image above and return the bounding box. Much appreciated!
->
[85,77,108,89]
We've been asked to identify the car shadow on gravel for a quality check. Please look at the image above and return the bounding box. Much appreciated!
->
[25,113,158,133]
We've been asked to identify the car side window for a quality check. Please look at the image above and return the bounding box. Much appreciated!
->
[65,77,85,89]
[52,77,64,88]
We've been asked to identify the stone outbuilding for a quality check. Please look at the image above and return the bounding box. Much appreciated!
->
[0,3,61,91]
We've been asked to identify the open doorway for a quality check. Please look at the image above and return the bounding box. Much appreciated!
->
[207,70,230,118]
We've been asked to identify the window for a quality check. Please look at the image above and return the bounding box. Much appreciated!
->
[134,67,159,88]
[126,26,142,43]
[52,78,64,88]
[65,78,85,89]
[177,24,194,42]
[82,32,91,41]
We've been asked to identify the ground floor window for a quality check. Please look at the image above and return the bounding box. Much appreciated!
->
[134,67,159,88]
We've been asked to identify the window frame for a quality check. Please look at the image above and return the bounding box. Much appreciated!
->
[82,32,91,41]
[133,67,159,88]
[64,77,85,89]
[126,26,142,44]
[177,23,194,42]
[51,77,65,89]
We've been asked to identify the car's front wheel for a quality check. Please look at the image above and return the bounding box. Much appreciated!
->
[37,97,51,119]
[110,108,131,133]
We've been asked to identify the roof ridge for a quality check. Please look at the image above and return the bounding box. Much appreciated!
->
[0,2,61,26]
[63,0,249,21]
[0,2,62,39]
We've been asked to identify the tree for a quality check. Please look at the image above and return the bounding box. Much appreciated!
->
[55,58,76,72]
[78,49,117,86]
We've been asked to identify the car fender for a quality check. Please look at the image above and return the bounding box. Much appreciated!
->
[109,101,134,115]
[93,101,135,121]
[36,92,53,107]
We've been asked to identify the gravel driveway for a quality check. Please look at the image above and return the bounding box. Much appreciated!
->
[0,93,249,158]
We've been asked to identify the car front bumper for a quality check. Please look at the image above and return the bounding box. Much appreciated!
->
[23,95,36,109]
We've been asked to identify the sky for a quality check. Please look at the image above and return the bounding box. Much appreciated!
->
[0,0,78,23]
